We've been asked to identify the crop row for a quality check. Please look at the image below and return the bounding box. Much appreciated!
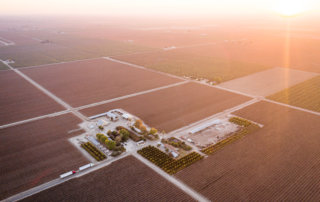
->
[81,142,106,161]
[229,116,252,127]
[267,76,320,113]
[138,146,203,174]
[202,124,260,155]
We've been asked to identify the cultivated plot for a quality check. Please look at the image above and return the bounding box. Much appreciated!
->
[0,113,88,200]
[218,67,318,97]
[268,75,320,112]
[176,101,320,201]
[23,156,195,202]
[0,61,8,70]
[21,58,183,107]
[81,82,251,132]
[0,71,64,126]
[114,45,270,83]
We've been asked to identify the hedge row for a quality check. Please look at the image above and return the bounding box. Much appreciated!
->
[81,142,106,161]
[138,146,203,174]
[229,116,252,127]
[202,124,260,155]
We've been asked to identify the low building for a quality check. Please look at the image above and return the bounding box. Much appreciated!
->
[122,113,133,120]
[106,111,118,121]
[96,119,109,127]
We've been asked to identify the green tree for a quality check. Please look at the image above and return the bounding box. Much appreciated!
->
[119,129,130,142]
[149,127,158,135]
[105,140,116,150]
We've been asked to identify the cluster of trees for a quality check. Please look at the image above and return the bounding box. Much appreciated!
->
[161,137,192,151]
[133,120,159,140]
[116,126,142,142]
[81,142,106,161]
[134,120,147,133]
[96,133,126,153]
[229,117,252,127]
[137,146,203,174]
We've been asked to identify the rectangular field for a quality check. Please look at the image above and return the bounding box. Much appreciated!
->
[267,75,320,112]
[218,67,318,97]
[81,82,251,132]
[22,155,195,202]
[114,46,270,83]
[0,114,88,200]
[0,71,64,126]
[176,101,320,201]
[21,58,183,107]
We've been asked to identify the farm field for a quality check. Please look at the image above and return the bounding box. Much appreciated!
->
[114,27,320,82]
[0,44,91,67]
[0,114,88,200]
[23,156,195,202]
[0,70,64,125]
[267,76,320,112]
[21,58,182,107]
[0,61,8,70]
[218,67,318,97]
[176,101,320,201]
[81,82,251,132]
[0,28,154,68]
[114,46,270,83]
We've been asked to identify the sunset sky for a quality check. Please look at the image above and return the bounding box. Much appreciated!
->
[1,0,320,17]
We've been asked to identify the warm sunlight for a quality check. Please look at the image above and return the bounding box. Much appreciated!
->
[273,0,309,16]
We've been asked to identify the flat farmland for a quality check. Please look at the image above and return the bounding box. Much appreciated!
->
[0,43,96,68]
[176,101,320,201]
[0,61,8,70]
[218,67,318,97]
[23,155,195,202]
[114,45,270,83]
[0,71,64,125]
[0,113,88,200]
[21,58,183,107]
[0,28,154,68]
[81,82,251,132]
[268,76,320,112]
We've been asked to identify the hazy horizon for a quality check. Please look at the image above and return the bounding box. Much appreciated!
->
[1,0,320,17]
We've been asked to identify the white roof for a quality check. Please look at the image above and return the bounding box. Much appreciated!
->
[106,111,118,119]
[171,151,179,158]
[122,113,132,119]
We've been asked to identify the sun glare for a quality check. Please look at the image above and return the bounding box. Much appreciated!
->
[274,0,309,16]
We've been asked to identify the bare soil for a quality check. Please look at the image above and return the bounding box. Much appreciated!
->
[81,82,250,132]
[0,114,88,200]
[176,101,320,201]
[23,155,195,202]
[0,71,64,125]
[21,58,182,107]
[218,67,318,97]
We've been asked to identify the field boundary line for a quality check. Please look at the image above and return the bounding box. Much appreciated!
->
[168,98,261,136]
[264,98,320,116]
[104,57,187,81]
[2,154,130,202]
[132,153,210,202]
[76,80,189,111]
[0,110,71,129]
[0,81,189,129]
[15,57,103,70]
[1,62,87,122]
